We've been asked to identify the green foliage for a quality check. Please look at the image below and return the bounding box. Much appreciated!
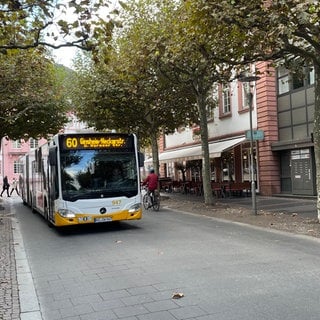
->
[0,48,68,140]
[188,0,320,209]
[72,0,199,147]
[71,0,320,205]
[0,0,115,52]
[189,0,320,68]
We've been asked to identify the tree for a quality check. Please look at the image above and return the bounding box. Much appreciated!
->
[72,0,198,175]
[185,1,320,218]
[145,1,239,205]
[0,0,117,145]
[0,0,116,53]
[74,0,242,205]
[0,48,68,140]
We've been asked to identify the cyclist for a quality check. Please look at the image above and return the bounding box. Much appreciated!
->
[142,169,159,208]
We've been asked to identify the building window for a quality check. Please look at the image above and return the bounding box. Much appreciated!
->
[221,151,234,182]
[242,82,251,109]
[242,143,256,182]
[219,83,232,116]
[292,72,304,90]
[278,65,315,93]
[206,105,215,120]
[29,138,38,149]
[12,140,21,149]
[14,161,23,174]
[277,66,290,94]
[308,66,315,85]
[222,85,231,114]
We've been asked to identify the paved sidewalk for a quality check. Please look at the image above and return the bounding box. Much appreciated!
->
[0,197,41,320]
[0,200,20,320]
[164,192,317,219]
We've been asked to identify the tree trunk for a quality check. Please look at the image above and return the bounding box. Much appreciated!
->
[150,129,160,176]
[197,93,215,205]
[313,63,320,222]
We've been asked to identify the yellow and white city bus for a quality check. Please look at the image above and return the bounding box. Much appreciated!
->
[19,132,144,227]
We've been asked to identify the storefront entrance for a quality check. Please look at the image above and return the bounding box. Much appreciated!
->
[291,148,316,195]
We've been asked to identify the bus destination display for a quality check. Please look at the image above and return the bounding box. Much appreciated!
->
[60,134,133,150]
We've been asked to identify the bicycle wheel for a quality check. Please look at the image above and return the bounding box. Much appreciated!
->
[152,191,160,211]
[143,193,150,210]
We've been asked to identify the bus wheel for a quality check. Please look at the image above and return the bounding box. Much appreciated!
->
[44,207,53,228]
[30,195,36,213]
[31,201,36,214]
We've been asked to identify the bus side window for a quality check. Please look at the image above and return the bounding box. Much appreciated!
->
[48,147,59,199]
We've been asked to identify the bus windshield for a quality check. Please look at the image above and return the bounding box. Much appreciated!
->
[60,149,138,201]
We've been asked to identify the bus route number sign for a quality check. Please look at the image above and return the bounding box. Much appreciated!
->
[62,136,128,150]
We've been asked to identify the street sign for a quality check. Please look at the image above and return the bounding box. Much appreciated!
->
[246,130,264,140]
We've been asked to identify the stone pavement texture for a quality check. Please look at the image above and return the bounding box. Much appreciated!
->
[161,192,320,238]
[0,201,20,320]
[0,193,318,319]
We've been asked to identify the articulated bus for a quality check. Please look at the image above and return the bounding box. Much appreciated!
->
[19,132,144,227]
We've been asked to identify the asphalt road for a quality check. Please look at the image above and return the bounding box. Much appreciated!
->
[12,198,320,320]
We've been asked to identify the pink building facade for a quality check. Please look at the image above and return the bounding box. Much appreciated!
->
[0,112,90,188]
[0,137,47,187]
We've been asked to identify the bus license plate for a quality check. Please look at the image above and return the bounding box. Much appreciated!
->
[94,217,113,223]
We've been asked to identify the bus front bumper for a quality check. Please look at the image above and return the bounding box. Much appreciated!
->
[53,208,142,227]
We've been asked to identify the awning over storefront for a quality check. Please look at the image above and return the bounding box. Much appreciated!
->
[208,136,246,158]
[159,145,202,162]
[159,136,246,163]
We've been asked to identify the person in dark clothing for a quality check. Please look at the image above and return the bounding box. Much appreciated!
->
[1,176,10,197]
[10,178,19,196]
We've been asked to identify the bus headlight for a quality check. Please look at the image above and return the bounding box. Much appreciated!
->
[58,209,76,218]
[128,203,141,213]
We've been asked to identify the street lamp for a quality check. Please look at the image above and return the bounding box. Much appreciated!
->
[239,73,260,215]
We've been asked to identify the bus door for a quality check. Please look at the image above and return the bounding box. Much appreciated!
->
[48,147,58,222]
[25,155,30,204]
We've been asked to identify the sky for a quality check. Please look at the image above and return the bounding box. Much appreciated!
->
[53,46,79,69]
[51,0,121,69]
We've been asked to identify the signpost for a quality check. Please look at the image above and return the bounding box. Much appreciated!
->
[239,73,261,215]
[246,130,264,141]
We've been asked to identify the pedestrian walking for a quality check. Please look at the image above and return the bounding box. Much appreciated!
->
[1,176,10,197]
[10,178,19,196]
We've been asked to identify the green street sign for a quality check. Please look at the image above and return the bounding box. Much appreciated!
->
[246,130,264,140]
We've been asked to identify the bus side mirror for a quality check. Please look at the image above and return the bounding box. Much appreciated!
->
[49,147,57,166]
[138,152,145,167]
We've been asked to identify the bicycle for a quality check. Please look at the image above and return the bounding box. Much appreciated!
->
[142,187,160,211]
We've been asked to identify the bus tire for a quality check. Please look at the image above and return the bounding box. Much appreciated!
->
[31,201,36,214]
[44,206,53,228]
